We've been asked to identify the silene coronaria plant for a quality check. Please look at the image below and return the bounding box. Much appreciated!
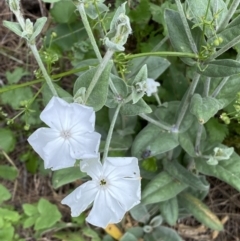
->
[3,0,240,239]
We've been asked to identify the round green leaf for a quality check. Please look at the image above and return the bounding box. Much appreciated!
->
[0,129,16,153]
[0,184,11,204]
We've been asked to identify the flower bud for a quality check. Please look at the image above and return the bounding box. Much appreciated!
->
[104,2,131,51]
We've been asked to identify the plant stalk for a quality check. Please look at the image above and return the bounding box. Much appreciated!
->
[84,49,114,103]
[125,51,198,60]
[211,77,229,97]
[195,124,203,155]
[102,104,122,162]
[204,77,211,97]
[29,44,58,96]
[139,114,173,132]
[174,72,200,131]
[77,2,119,97]
[77,2,102,62]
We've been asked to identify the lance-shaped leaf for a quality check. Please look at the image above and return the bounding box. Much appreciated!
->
[178,192,223,231]
[164,9,201,66]
[131,124,179,159]
[30,17,47,42]
[142,171,188,204]
[163,159,209,191]
[197,59,240,77]
[3,21,23,38]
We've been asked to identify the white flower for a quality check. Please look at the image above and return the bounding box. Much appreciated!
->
[145,78,160,97]
[61,157,141,228]
[28,97,101,170]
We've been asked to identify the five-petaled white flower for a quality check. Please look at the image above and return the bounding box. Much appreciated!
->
[61,157,141,228]
[145,78,160,96]
[28,97,101,170]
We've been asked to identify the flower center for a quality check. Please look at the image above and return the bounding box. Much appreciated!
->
[60,130,72,140]
[100,179,107,186]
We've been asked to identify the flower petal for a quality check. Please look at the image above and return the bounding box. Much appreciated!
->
[40,97,96,133]
[27,127,59,162]
[70,103,96,133]
[40,97,70,131]
[108,178,141,210]
[69,132,101,160]
[104,157,140,179]
[43,137,75,170]
[61,181,98,217]
[80,156,102,180]
[86,190,125,228]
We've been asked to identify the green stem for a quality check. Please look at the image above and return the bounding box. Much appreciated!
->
[14,11,25,30]
[77,2,102,62]
[85,49,114,103]
[204,77,211,97]
[0,66,90,94]
[195,124,203,155]
[139,114,173,132]
[173,72,200,131]
[211,76,229,97]
[77,2,119,97]
[154,93,161,106]
[217,0,240,33]
[102,104,122,162]
[29,44,58,96]
[125,51,198,60]
[129,36,169,77]
[175,0,198,54]
[200,0,211,52]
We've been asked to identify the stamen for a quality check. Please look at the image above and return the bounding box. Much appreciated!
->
[100,179,107,186]
[60,130,71,139]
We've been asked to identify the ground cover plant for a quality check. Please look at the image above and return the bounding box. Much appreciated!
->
[2,0,240,240]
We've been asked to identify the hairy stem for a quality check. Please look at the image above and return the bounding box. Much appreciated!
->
[77,3,102,62]
[204,77,211,97]
[139,114,173,132]
[125,51,198,60]
[195,124,203,155]
[102,104,122,162]
[85,49,114,103]
[174,72,200,131]
[29,44,58,96]
[77,3,119,96]
[211,76,229,97]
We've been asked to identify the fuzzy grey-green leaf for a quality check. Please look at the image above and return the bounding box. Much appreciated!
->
[190,94,222,124]
[74,62,113,111]
[197,59,240,77]
[132,124,178,159]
